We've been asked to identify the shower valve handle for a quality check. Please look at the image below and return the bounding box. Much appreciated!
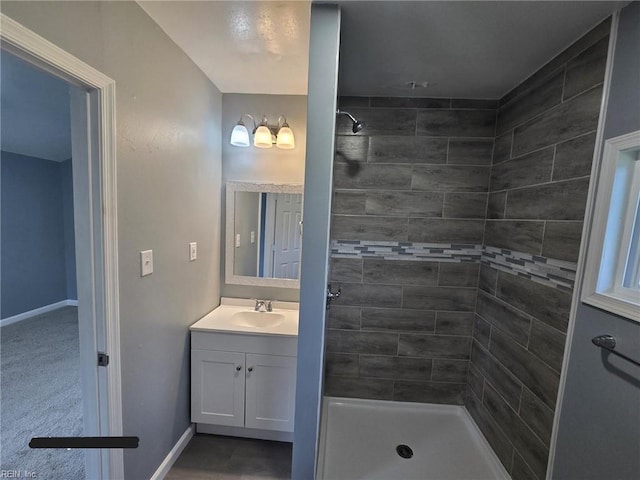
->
[326,284,342,310]
[327,284,342,301]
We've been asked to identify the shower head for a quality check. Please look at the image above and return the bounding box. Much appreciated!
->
[337,109,365,133]
[351,119,365,133]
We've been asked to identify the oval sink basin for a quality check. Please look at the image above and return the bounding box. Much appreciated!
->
[230,311,286,328]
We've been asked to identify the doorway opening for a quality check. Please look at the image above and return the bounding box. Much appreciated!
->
[0,52,84,478]
[0,13,122,479]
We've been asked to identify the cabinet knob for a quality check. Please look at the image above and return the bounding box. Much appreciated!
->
[236,365,242,371]
[247,367,254,372]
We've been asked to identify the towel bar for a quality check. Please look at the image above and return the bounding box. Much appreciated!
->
[592,334,640,367]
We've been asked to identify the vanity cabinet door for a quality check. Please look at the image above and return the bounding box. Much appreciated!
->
[245,354,297,432]
[191,349,245,427]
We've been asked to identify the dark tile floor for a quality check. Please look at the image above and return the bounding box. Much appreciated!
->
[165,434,292,480]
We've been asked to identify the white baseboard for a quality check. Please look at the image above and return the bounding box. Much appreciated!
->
[0,299,79,327]
[150,424,195,480]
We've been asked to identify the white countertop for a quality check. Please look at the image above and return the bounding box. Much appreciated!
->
[190,297,299,337]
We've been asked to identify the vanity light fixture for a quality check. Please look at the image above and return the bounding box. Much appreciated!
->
[276,117,295,149]
[254,116,273,148]
[230,114,254,147]
[229,114,295,149]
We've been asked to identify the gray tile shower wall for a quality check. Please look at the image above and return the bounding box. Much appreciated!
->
[466,19,610,480]
[326,96,495,405]
[327,17,609,480]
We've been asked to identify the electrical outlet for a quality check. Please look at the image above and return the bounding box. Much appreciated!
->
[140,250,153,276]
[189,242,197,261]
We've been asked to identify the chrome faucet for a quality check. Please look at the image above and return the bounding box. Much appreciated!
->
[254,299,273,312]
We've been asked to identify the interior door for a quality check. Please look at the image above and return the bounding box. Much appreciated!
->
[70,87,104,477]
[271,193,303,279]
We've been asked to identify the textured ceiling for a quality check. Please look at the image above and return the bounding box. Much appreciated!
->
[140,0,623,99]
[138,0,311,95]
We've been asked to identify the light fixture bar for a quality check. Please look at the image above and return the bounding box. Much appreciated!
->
[229,114,295,149]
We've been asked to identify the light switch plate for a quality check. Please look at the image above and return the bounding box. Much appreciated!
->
[235,234,241,248]
[250,231,256,244]
[140,250,153,276]
[189,242,197,261]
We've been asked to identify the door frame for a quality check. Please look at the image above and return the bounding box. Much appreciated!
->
[1,13,123,479]
[263,193,277,277]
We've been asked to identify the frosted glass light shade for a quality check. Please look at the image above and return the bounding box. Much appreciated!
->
[276,126,295,149]
[254,125,273,148]
[230,124,250,147]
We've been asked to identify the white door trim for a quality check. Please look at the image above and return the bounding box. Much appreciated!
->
[0,13,123,479]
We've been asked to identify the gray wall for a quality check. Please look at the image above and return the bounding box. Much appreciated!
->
[1,152,76,317]
[553,3,640,479]
[325,96,495,404]
[292,5,341,479]
[233,191,260,277]
[221,93,306,302]
[0,3,223,479]
[466,19,610,480]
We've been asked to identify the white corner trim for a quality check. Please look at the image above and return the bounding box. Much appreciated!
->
[149,424,195,480]
[546,11,620,480]
[0,300,78,327]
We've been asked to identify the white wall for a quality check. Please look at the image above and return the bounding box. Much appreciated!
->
[221,93,307,301]
[0,2,223,479]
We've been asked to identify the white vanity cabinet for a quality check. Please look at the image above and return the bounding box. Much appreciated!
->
[191,349,245,427]
[244,353,297,431]
[190,329,297,439]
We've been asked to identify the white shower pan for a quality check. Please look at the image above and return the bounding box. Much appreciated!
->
[318,397,510,480]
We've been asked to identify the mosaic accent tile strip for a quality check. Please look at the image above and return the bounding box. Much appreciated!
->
[482,246,577,292]
[330,240,482,263]
[330,240,578,291]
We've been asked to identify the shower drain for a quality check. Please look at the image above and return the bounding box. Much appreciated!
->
[396,444,414,459]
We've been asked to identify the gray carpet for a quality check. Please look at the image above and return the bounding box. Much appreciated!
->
[1,306,85,479]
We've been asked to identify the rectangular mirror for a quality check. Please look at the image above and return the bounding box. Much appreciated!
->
[225,182,303,288]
